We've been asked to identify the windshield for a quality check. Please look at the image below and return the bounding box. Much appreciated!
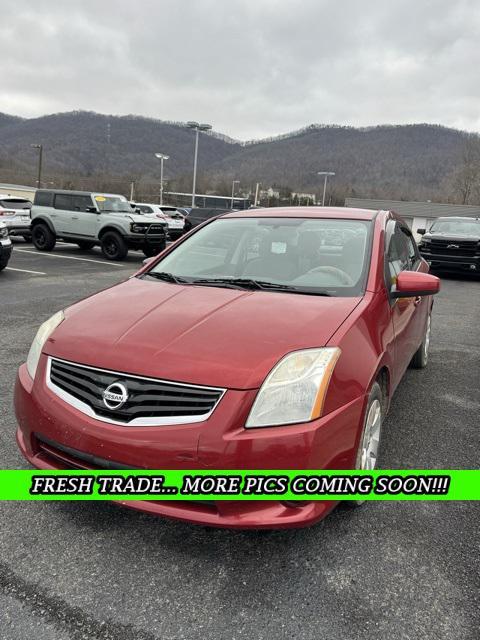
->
[147,217,372,296]
[0,199,32,210]
[429,219,480,236]
[94,195,132,213]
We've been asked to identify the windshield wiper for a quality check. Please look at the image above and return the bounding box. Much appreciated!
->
[145,271,190,284]
[189,278,331,295]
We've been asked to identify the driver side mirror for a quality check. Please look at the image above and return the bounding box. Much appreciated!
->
[391,271,440,298]
[86,206,99,213]
[417,228,426,235]
[142,256,156,267]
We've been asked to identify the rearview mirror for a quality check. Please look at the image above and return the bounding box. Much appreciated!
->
[417,228,426,235]
[391,271,440,298]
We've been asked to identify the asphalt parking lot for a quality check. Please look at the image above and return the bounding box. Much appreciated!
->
[1,240,479,640]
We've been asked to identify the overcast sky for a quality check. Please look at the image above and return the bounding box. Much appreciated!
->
[2,0,480,139]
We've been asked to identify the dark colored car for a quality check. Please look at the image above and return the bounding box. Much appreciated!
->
[183,208,231,232]
[418,217,480,273]
[0,222,13,270]
[15,207,440,529]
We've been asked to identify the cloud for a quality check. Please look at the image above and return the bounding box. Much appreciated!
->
[1,0,479,139]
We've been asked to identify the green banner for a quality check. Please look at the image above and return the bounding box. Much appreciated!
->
[0,469,478,500]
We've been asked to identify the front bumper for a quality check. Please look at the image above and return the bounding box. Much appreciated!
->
[0,239,12,264]
[419,249,480,272]
[14,359,366,528]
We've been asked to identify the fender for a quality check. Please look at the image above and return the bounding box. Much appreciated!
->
[31,216,56,235]
[97,224,129,240]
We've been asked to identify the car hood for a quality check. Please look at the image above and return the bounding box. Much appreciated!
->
[423,233,480,241]
[45,278,361,389]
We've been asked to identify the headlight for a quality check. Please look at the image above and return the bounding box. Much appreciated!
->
[131,223,147,233]
[245,347,341,428]
[26,310,65,379]
[0,226,8,238]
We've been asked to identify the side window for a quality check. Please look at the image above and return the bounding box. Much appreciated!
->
[138,205,153,214]
[400,227,419,269]
[34,191,54,207]
[385,222,410,287]
[54,194,75,211]
[74,195,94,212]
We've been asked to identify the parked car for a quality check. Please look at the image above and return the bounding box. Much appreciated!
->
[0,222,13,271]
[31,190,168,260]
[0,195,32,241]
[132,203,185,239]
[418,216,480,273]
[14,207,440,528]
[183,208,231,232]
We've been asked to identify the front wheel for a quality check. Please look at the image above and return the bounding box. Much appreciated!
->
[32,223,56,251]
[100,231,128,261]
[410,314,431,369]
[346,381,384,508]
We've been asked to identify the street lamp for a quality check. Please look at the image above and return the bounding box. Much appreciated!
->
[317,171,335,206]
[31,144,43,188]
[231,180,240,208]
[155,153,169,205]
[186,121,212,207]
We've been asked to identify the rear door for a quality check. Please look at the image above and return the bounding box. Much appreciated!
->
[385,220,424,385]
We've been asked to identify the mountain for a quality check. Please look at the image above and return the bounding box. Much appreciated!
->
[0,111,476,202]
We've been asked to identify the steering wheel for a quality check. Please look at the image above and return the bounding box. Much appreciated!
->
[305,266,354,286]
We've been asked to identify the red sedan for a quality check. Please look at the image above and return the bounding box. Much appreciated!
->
[14,207,440,528]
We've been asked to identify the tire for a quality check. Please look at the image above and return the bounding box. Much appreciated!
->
[410,313,431,369]
[346,381,384,508]
[32,223,56,251]
[0,262,7,271]
[76,241,95,251]
[100,231,128,261]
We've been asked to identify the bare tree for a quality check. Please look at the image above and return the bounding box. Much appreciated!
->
[450,135,480,204]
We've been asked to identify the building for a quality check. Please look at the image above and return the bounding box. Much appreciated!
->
[345,197,480,240]
[0,183,36,201]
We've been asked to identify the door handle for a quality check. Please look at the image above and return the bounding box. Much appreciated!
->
[414,296,422,306]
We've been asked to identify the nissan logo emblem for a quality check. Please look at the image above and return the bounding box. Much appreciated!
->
[102,382,129,410]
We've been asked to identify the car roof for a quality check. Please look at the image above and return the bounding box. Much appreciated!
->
[221,206,379,221]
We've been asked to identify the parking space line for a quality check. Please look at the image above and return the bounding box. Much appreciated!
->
[5,266,47,275]
[13,249,126,267]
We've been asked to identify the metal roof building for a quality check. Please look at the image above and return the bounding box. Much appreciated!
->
[345,198,480,240]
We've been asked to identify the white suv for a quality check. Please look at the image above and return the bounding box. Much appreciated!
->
[0,195,32,241]
[31,190,168,260]
[133,203,185,239]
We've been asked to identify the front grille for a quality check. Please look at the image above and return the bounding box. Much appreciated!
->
[35,433,135,469]
[428,239,478,257]
[48,358,225,426]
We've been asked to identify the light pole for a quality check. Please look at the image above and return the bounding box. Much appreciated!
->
[231,180,239,208]
[31,144,43,188]
[155,153,169,205]
[317,171,335,206]
[186,121,212,207]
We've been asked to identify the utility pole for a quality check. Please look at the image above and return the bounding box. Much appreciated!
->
[186,122,212,207]
[130,181,135,201]
[31,144,43,188]
[231,180,239,209]
[254,182,260,207]
[155,153,169,205]
[317,171,335,206]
